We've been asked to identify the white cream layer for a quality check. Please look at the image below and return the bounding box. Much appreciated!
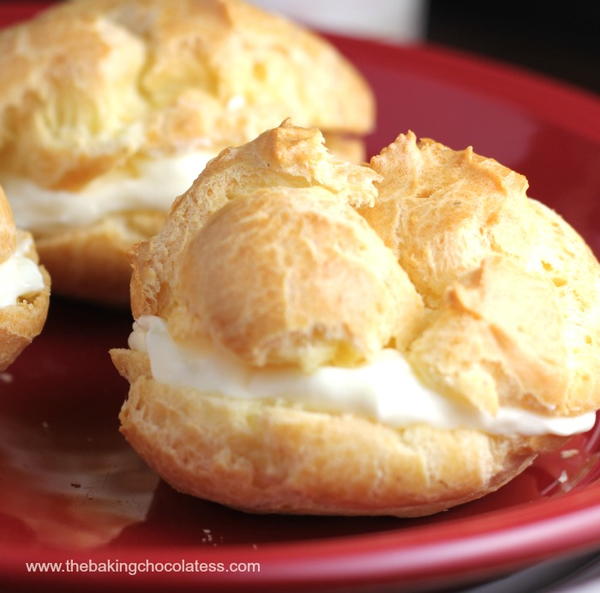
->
[128,316,596,437]
[4,151,215,234]
[0,236,45,308]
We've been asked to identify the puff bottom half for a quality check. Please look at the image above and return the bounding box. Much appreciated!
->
[35,210,165,306]
[111,348,565,517]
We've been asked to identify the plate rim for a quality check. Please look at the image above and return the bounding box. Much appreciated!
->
[4,478,600,590]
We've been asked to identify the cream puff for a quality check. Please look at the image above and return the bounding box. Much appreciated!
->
[111,122,600,517]
[0,0,374,305]
[0,187,50,371]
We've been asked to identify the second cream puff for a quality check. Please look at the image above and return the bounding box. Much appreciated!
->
[0,0,374,304]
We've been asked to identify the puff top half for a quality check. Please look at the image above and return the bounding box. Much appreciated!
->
[132,121,424,370]
[0,0,374,190]
[131,123,600,418]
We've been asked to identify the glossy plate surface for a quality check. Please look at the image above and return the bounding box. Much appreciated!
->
[2,3,600,593]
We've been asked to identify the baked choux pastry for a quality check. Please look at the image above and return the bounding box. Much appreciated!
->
[0,187,50,371]
[0,0,374,305]
[111,122,600,517]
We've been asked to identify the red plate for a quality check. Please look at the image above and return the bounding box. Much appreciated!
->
[2,4,600,593]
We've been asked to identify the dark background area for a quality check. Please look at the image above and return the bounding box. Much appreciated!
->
[426,0,600,95]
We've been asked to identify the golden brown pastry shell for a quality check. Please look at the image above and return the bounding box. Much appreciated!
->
[112,123,600,516]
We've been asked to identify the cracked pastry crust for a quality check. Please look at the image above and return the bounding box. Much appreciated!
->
[0,0,374,304]
[0,188,50,371]
[111,122,600,516]
[361,132,600,417]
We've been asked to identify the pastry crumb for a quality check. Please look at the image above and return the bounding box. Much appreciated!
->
[560,449,579,459]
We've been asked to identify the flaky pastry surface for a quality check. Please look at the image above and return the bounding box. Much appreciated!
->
[111,123,600,516]
[361,132,600,416]
[0,0,373,190]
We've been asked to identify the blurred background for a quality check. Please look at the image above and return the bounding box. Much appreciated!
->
[252,0,600,95]
[3,1,597,94]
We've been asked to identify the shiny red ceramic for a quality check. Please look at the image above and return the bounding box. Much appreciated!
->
[2,3,600,593]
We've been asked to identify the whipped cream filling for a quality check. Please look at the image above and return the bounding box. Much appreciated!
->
[128,316,596,437]
[0,236,45,308]
[4,151,215,234]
